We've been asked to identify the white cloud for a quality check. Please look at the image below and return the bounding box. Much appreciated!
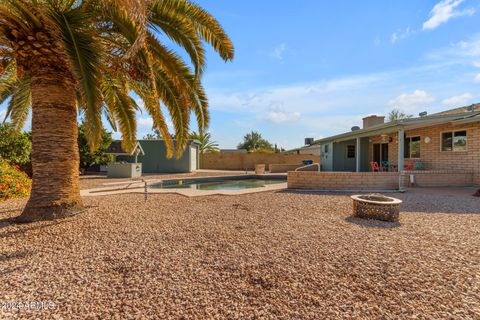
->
[423,0,475,30]
[265,110,301,124]
[137,116,174,132]
[269,43,286,61]
[425,35,480,67]
[456,37,480,57]
[442,92,473,105]
[474,73,480,83]
[137,117,153,127]
[391,27,413,44]
[209,73,384,115]
[387,90,435,113]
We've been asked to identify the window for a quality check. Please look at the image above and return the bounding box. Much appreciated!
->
[324,144,329,153]
[442,130,467,152]
[404,136,421,158]
[346,145,356,158]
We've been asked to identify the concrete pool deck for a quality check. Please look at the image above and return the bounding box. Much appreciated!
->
[80,172,288,197]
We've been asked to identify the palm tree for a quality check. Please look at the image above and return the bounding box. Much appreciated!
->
[190,130,218,154]
[237,131,273,152]
[0,0,233,222]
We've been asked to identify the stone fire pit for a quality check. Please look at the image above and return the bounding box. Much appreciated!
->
[351,194,402,222]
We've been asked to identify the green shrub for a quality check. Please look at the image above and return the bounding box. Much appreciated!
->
[0,123,31,165]
[0,158,31,201]
[78,124,113,170]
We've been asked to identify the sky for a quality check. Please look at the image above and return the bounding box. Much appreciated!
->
[2,0,480,150]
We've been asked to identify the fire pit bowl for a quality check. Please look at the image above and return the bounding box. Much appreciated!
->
[350,194,402,222]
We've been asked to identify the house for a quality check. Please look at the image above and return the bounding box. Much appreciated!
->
[109,139,199,174]
[315,104,480,186]
[283,138,321,156]
[283,144,320,156]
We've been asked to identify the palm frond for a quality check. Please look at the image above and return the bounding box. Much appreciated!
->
[101,75,138,152]
[154,66,190,158]
[149,7,205,77]
[50,5,104,150]
[151,0,234,61]
[131,80,175,158]
[6,73,31,130]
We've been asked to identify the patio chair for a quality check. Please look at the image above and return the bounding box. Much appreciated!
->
[414,161,425,170]
[403,161,415,171]
[370,162,382,172]
[380,161,390,172]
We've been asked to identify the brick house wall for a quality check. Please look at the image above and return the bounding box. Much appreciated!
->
[368,122,479,184]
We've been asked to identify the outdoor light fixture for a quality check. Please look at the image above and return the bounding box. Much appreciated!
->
[424,137,431,144]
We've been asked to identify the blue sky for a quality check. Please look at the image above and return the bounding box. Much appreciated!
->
[193,0,480,149]
[2,0,480,149]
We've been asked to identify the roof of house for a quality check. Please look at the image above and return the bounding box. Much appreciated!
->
[315,104,480,144]
[283,144,320,153]
[106,141,145,156]
[431,103,480,116]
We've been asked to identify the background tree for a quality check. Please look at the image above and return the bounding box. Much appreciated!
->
[237,131,274,152]
[388,109,413,122]
[190,130,219,154]
[78,123,113,171]
[0,0,233,221]
[143,129,162,140]
[0,123,31,165]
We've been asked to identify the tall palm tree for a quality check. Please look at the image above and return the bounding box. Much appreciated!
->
[0,0,233,222]
[237,131,273,152]
[189,130,218,154]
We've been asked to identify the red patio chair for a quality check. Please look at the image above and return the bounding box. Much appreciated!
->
[370,162,382,172]
[403,161,415,171]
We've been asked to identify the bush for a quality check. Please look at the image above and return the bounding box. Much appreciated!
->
[78,124,113,170]
[0,123,31,165]
[0,158,31,201]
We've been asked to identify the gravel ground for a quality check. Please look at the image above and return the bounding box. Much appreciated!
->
[0,189,479,319]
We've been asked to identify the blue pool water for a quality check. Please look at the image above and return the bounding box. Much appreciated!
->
[150,176,286,190]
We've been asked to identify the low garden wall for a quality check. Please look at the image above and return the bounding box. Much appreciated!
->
[288,172,399,190]
[200,153,320,171]
[288,170,475,190]
[270,164,303,173]
[400,170,474,187]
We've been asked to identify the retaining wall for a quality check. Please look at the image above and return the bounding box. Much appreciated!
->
[288,170,475,190]
[200,153,320,171]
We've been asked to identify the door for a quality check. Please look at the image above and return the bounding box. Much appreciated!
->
[381,143,389,162]
[190,145,197,171]
[373,143,389,163]
[373,143,381,163]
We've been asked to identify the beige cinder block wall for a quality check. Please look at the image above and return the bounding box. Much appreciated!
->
[200,153,320,171]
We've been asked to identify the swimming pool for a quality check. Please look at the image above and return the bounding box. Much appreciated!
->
[150,176,286,190]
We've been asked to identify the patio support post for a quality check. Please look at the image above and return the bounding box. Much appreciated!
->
[398,128,404,171]
[356,137,361,172]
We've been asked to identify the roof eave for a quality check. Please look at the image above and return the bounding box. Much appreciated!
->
[315,111,480,144]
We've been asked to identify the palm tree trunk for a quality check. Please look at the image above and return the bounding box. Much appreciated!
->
[17,62,83,222]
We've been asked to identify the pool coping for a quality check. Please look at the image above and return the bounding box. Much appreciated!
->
[80,174,288,198]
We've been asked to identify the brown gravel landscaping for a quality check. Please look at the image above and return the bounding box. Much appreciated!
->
[1,188,479,319]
